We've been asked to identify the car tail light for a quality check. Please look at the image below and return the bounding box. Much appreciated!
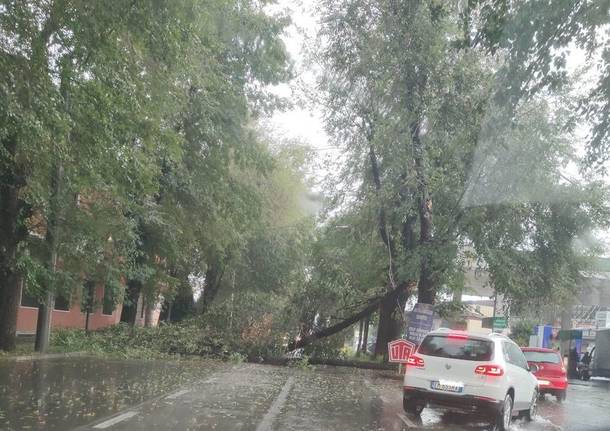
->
[447,332,468,339]
[406,355,425,368]
[475,364,504,376]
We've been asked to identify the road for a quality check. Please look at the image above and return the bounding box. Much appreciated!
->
[0,357,609,430]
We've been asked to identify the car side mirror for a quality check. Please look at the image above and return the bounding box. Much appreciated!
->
[529,364,539,373]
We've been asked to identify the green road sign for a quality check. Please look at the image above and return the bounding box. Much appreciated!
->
[492,317,508,329]
[482,316,508,330]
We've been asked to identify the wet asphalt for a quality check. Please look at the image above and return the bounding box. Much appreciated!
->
[0,357,608,431]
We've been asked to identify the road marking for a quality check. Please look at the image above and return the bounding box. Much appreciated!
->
[93,411,138,429]
[255,377,295,431]
[397,413,416,428]
[165,389,190,400]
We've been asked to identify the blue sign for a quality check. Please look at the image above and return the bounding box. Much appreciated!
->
[406,303,435,345]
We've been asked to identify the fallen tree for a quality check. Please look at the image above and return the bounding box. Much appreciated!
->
[287,282,410,351]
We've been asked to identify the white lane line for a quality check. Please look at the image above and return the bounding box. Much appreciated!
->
[93,411,138,429]
[397,413,416,428]
[165,389,190,400]
[255,377,295,431]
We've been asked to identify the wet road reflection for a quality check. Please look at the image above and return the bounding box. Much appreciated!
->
[0,357,609,431]
[0,356,227,430]
[366,373,610,431]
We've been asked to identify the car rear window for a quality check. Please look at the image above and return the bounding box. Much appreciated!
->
[418,335,494,361]
[522,351,560,364]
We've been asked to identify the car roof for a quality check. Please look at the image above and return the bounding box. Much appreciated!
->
[521,347,560,353]
[428,328,502,341]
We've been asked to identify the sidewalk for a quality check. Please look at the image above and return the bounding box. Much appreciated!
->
[569,377,610,387]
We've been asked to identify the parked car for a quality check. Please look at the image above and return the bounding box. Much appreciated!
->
[403,329,538,431]
[521,347,568,402]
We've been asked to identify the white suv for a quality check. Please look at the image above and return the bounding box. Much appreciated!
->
[403,329,538,431]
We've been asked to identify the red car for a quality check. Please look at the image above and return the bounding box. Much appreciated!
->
[521,347,568,401]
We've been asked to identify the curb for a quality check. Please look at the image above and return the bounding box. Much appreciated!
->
[569,379,610,387]
[247,356,397,371]
[0,351,89,362]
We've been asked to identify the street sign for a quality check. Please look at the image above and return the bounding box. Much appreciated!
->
[406,303,435,345]
[484,316,508,330]
[388,339,416,363]
[493,317,507,329]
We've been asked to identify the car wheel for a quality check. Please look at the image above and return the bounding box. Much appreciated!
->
[494,393,513,431]
[403,394,424,416]
[556,390,567,403]
[524,390,538,421]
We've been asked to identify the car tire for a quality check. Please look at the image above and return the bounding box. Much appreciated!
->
[556,390,567,403]
[494,393,513,431]
[403,394,424,416]
[523,390,538,421]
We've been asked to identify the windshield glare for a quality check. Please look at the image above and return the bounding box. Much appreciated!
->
[523,351,561,364]
[419,335,494,361]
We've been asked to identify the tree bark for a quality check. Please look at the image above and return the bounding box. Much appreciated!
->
[200,258,225,314]
[0,274,23,352]
[368,143,410,356]
[368,144,397,288]
[356,319,364,353]
[411,120,436,304]
[362,316,370,354]
[374,282,409,356]
[144,300,155,327]
[165,300,172,323]
[0,137,28,352]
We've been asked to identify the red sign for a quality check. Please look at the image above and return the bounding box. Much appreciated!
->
[388,339,416,363]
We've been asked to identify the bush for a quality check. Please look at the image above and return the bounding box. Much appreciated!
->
[510,320,536,347]
[51,320,229,360]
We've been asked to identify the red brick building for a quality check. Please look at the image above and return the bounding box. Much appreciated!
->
[16,281,123,334]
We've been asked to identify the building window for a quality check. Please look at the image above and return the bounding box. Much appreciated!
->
[54,293,71,311]
[20,282,39,308]
[102,286,115,316]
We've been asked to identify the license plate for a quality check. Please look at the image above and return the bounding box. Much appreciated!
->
[431,380,464,393]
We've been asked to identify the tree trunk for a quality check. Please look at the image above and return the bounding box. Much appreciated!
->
[368,144,397,289]
[356,319,364,353]
[85,309,91,333]
[362,316,370,354]
[144,300,155,327]
[411,120,436,304]
[35,163,63,353]
[121,280,142,326]
[374,282,408,357]
[165,300,172,323]
[0,274,23,352]
[200,259,225,314]
[0,137,28,352]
